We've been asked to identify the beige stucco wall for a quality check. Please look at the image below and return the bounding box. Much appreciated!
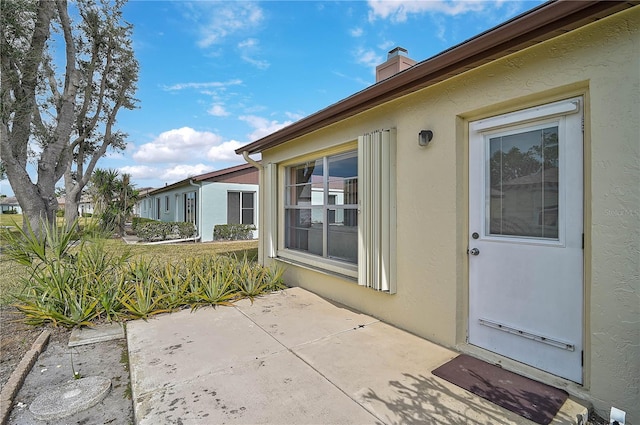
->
[258,7,639,420]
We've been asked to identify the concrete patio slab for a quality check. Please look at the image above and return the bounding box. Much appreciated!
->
[294,320,578,424]
[127,287,589,425]
[234,288,379,347]
[127,305,285,397]
[133,349,378,424]
[68,322,124,347]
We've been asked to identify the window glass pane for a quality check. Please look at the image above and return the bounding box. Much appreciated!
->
[287,184,311,206]
[287,160,323,206]
[242,209,254,225]
[227,192,240,224]
[328,152,358,207]
[285,209,322,256]
[291,160,323,184]
[327,208,358,263]
[242,192,254,208]
[488,126,559,239]
[284,150,357,264]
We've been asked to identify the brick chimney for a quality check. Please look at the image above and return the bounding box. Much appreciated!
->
[375,47,417,83]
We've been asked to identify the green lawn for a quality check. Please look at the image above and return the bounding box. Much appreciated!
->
[0,215,258,306]
[0,213,22,229]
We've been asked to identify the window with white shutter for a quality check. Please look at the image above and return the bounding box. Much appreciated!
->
[276,129,397,293]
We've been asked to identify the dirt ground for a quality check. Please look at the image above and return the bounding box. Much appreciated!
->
[0,307,51,390]
[1,307,133,424]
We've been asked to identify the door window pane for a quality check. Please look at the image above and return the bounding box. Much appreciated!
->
[184,191,197,225]
[488,126,559,239]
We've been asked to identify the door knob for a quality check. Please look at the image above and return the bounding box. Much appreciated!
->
[469,248,480,256]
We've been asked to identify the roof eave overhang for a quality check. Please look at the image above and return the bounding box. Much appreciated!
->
[236,0,636,156]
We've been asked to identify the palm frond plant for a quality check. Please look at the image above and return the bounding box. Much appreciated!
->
[61,283,100,327]
[190,257,236,308]
[233,256,286,302]
[119,260,170,319]
[155,261,192,310]
[1,218,77,267]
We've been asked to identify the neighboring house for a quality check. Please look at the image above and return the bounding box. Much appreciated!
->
[137,163,259,242]
[236,2,639,420]
[56,195,94,216]
[78,194,95,216]
[132,187,155,218]
[0,196,22,214]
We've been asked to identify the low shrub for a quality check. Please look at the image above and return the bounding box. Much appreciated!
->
[2,209,18,214]
[131,217,155,231]
[214,224,256,241]
[136,221,196,242]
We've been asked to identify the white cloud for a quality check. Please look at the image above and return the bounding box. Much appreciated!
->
[194,2,264,48]
[132,127,224,163]
[378,40,395,52]
[284,111,305,121]
[208,104,230,117]
[162,80,242,92]
[161,164,212,182]
[350,27,363,37]
[238,38,270,70]
[239,115,294,141]
[238,38,258,49]
[207,140,245,162]
[241,56,270,70]
[118,165,159,180]
[121,164,214,184]
[353,47,383,69]
[367,0,486,23]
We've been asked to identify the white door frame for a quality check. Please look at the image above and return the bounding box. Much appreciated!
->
[467,97,584,383]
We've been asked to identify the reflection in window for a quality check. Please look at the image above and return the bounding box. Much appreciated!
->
[285,151,358,263]
[489,126,559,239]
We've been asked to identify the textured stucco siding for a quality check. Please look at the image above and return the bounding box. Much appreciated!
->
[259,7,639,421]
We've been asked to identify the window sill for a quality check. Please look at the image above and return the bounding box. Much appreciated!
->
[276,249,358,281]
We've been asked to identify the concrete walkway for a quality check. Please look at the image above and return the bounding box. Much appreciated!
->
[127,287,587,424]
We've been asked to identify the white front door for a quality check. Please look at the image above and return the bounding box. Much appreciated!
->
[468,98,584,383]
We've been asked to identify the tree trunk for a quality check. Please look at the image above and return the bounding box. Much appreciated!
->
[64,183,81,228]
[0,0,58,237]
[7,171,58,236]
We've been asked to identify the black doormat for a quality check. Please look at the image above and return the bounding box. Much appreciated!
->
[432,354,568,425]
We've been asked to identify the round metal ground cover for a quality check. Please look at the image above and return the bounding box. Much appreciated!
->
[29,376,111,420]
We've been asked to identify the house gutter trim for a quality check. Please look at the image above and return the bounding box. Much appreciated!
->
[242,151,264,170]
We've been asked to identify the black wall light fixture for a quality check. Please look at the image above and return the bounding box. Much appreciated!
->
[418,130,433,147]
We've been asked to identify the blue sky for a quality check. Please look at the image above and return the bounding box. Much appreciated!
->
[1,0,546,196]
